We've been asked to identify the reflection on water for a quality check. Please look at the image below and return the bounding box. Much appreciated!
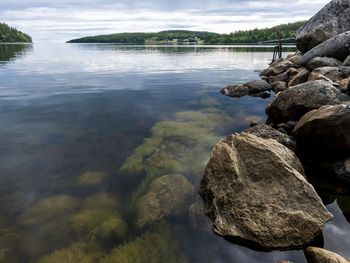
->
[0,44,32,65]
[0,43,348,262]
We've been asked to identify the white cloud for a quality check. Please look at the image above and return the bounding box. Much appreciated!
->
[0,0,330,42]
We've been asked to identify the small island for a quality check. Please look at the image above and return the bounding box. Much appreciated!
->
[0,23,32,43]
[67,21,304,44]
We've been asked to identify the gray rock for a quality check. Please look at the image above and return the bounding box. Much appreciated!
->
[343,55,350,66]
[308,72,337,85]
[304,246,350,263]
[288,69,310,87]
[293,104,350,152]
[312,66,343,82]
[245,124,296,151]
[199,133,333,250]
[244,80,271,94]
[221,84,249,98]
[266,80,341,123]
[340,66,350,77]
[135,174,194,228]
[296,0,350,53]
[307,57,342,70]
[299,31,350,66]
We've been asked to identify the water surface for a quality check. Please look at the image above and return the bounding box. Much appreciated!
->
[0,43,349,263]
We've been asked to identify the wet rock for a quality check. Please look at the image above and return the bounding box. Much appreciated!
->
[312,67,343,82]
[304,246,350,263]
[293,104,350,153]
[256,91,271,99]
[307,57,342,70]
[288,69,310,87]
[136,174,194,228]
[221,84,249,98]
[296,0,350,53]
[299,31,350,66]
[199,133,332,250]
[272,81,287,93]
[245,124,296,151]
[266,60,293,76]
[266,80,341,123]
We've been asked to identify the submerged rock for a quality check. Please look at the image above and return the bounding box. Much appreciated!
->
[296,0,350,53]
[101,222,188,263]
[293,104,350,153]
[266,80,341,123]
[38,242,103,263]
[299,31,350,66]
[78,171,107,186]
[188,196,212,232]
[304,246,350,263]
[245,124,296,151]
[135,174,194,228]
[199,133,332,250]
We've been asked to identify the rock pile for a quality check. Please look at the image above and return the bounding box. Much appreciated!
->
[200,0,350,259]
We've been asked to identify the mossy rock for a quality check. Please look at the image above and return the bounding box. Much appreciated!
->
[135,174,195,228]
[82,192,119,211]
[72,209,127,241]
[0,220,20,263]
[38,242,103,263]
[101,222,188,263]
[20,195,80,225]
[78,171,107,186]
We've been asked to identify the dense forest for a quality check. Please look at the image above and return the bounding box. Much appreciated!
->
[0,23,32,43]
[68,21,305,44]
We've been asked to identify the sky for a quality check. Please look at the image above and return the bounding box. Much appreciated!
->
[0,0,330,42]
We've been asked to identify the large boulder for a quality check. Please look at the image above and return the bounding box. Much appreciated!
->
[245,124,296,151]
[296,0,350,53]
[135,174,194,228]
[307,57,342,70]
[304,247,350,263]
[299,31,350,66]
[266,80,341,123]
[293,104,350,152]
[199,133,333,250]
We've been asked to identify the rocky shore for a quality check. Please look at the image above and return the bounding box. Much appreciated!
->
[199,0,350,262]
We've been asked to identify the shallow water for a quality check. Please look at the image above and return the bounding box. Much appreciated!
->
[0,43,349,263]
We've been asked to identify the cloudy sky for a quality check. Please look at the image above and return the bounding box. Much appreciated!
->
[1,0,329,42]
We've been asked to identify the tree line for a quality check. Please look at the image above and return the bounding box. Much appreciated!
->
[68,21,305,44]
[0,23,32,43]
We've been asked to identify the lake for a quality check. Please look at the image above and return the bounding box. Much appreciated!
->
[0,43,349,263]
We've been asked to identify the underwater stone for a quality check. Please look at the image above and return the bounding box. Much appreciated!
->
[135,174,195,228]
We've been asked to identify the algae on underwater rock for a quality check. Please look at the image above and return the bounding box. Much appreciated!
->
[82,192,120,211]
[20,195,80,225]
[38,242,103,263]
[78,171,107,186]
[71,209,127,241]
[101,222,188,263]
[135,174,195,228]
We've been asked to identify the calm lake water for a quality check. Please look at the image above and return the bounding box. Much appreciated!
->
[0,43,349,263]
